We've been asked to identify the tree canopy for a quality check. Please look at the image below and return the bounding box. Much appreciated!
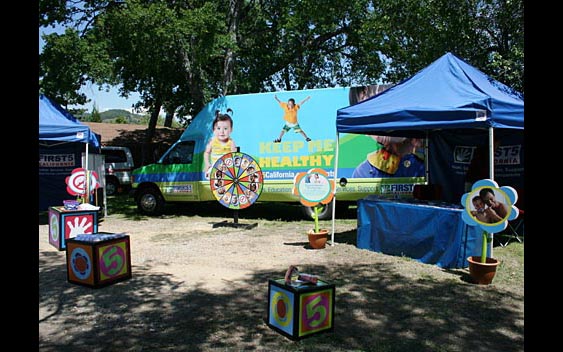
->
[39,0,524,138]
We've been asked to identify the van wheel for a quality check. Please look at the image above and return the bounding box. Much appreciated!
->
[301,201,348,220]
[137,187,165,215]
[105,177,119,196]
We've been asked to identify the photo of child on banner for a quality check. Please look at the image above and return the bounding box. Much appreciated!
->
[273,94,312,143]
[204,109,237,179]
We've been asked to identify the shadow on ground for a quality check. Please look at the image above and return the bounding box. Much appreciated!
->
[39,250,523,352]
[40,194,358,225]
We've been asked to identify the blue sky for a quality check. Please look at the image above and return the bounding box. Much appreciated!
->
[39,25,141,113]
[76,84,141,113]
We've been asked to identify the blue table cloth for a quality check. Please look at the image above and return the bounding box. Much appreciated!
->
[357,196,483,268]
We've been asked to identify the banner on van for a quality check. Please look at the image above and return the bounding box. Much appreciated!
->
[181,86,426,182]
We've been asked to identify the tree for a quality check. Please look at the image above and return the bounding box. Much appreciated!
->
[39,28,113,107]
[115,116,128,124]
[89,105,102,122]
[230,0,381,92]
[39,0,120,107]
[39,0,524,132]
[475,0,524,92]
[364,0,523,92]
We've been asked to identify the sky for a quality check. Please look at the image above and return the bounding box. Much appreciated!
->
[76,84,142,113]
[39,25,141,113]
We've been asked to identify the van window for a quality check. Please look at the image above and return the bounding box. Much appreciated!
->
[102,149,128,163]
[163,141,195,164]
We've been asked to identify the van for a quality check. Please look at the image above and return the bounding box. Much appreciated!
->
[101,146,134,195]
[131,87,426,218]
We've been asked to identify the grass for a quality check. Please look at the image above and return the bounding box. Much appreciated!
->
[490,240,524,287]
[99,192,360,221]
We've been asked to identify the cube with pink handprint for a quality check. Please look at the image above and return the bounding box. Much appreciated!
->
[48,206,98,250]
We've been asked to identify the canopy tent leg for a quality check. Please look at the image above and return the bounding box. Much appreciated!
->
[85,143,90,204]
[488,127,495,258]
[425,130,430,183]
[330,133,340,246]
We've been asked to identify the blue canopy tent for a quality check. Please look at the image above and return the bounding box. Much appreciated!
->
[332,52,524,261]
[335,52,523,201]
[39,95,101,146]
[336,52,523,135]
[39,94,101,210]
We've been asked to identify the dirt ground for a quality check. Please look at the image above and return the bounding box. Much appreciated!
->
[38,204,524,352]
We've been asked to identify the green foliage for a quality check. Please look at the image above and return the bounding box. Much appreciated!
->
[100,109,137,121]
[114,116,128,124]
[39,0,524,121]
[235,0,380,91]
[39,28,93,106]
[367,0,524,92]
[89,105,102,122]
[39,0,75,28]
[99,2,227,119]
[77,109,145,124]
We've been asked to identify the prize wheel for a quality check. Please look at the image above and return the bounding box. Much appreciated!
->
[210,152,263,210]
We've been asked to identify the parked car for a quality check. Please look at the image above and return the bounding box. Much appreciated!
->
[101,146,134,195]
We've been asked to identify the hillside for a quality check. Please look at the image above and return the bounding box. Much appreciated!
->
[78,109,147,124]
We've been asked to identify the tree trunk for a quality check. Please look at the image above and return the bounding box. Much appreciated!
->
[143,100,162,165]
[164,110,174,127]
[222,0,241,96]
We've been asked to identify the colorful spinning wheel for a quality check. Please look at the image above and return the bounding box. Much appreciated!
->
[210,152,263,210]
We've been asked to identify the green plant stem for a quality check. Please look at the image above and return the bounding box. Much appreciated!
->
[481,231,488,263]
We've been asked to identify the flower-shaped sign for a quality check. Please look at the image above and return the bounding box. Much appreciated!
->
[461,179,519,233]
[292,168,335,207]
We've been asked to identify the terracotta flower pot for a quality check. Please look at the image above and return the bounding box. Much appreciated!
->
[307,229,329,249]
[467,256,500,285]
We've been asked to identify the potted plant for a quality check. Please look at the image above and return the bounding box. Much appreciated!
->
[466,230,500,284]
[307,205,330,249]
[293,168,335,249]
[461,180,520,285]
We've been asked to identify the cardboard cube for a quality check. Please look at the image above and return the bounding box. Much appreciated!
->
[267,278,335,340]
[66,233,131,288]
[48,206,98,250]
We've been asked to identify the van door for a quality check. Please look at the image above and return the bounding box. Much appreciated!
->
[158,140,202,201]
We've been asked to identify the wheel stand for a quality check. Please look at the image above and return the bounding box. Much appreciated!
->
[213,209,258,230]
